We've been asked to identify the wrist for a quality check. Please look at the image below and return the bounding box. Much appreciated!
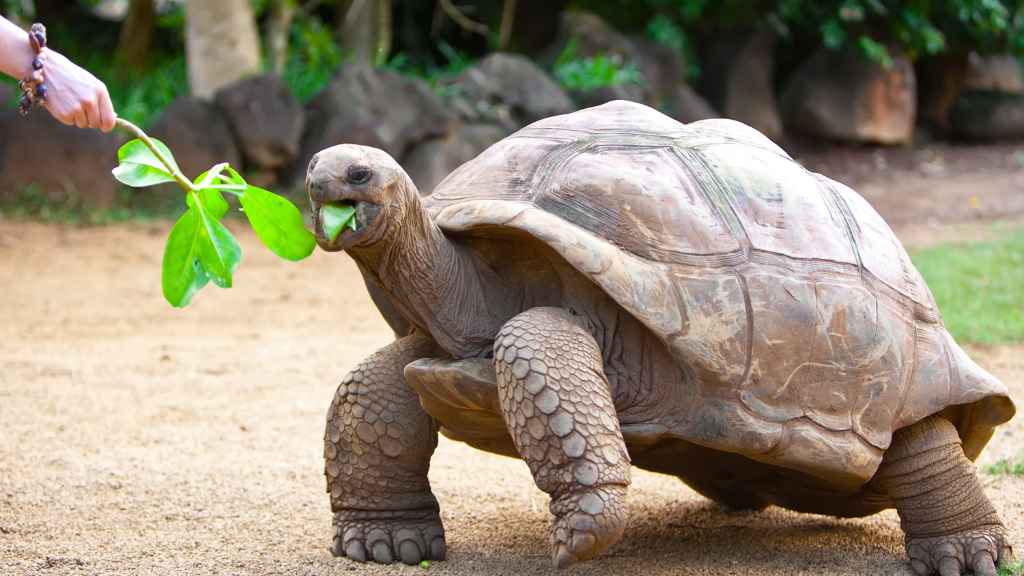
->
[3,27,35,79]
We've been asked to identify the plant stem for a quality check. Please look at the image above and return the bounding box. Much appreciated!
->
[114,117,196,192]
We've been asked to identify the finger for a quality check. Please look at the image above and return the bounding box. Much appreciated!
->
[97,90,115,133]
[73,107,88,129]
[82,98,99,130]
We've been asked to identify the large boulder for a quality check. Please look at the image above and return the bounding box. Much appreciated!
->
[295,64,455,186]
[916,52,969,132]
[964,53,1023,94]
[148,96,242,181]
[0,110,120,207]
[214,75,304,172]
[401,124,507,195]
[451,53,574,130]
[782,47,916,145]
[665,84,719,123]
[950,90,1024,141]
[700,30,782,140]
[629,37,688,107]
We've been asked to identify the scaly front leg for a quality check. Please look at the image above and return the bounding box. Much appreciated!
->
[325,333,446,565]
[494,307,631,568]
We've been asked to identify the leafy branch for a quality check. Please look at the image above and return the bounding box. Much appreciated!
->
[111,118,316,308]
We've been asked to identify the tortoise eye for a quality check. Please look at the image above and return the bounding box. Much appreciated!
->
[346,166,373,185]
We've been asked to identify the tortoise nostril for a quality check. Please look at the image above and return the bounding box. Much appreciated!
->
[308,179,325,202]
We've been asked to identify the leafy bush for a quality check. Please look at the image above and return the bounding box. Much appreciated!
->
[645,13,700,79]
[552,39,642,93]
[281,14,344,103]
[384,42,476,98]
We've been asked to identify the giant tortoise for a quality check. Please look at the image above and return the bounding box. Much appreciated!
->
[306,100,1016,574]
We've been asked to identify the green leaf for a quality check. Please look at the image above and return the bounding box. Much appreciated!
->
[222,166,248,186]
[162,208,209,307]
[239,185,316,261]
[192,164,233,219]
[319,203,357,242]
[193,193,241,288]
[111,138,181,188]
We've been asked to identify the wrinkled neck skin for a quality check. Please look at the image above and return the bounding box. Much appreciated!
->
[349,192,519,359]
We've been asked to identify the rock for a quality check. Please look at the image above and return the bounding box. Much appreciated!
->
[665,84,718,123]
[0,110,120,207]
[950,90,1024,141]
[629,37,687,106]
[964,53,1023,94]
[296,63,455,184]
[700,30,783,140]
[451,53,574,129]
[402,124,507,194]
[214,75,304,172]
[916,52,969,132]
[571,84,646,109]
[148,96,241,181]
[781,47,916,145]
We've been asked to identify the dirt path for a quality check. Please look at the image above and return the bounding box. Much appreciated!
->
[1,152,1022,575]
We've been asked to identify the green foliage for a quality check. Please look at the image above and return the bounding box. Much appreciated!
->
[281,14,344,102]
[985,457,1024,476]
[645,14,700,78]
[911,228,1024,344]
[552,39,642,93]
[999,560,1024,576]
[112,121,315,307]
[384,42,476,97]
[769,0,1024,62]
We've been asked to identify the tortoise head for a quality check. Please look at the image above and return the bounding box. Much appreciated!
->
[306,144,420,252]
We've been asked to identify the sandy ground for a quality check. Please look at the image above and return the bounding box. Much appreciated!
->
[1,158,1023,575]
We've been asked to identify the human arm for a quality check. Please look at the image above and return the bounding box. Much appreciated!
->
[0,16,116,132]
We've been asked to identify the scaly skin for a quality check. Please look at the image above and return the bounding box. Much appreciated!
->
[872,416,1015,576]
[493,307,631,568]
[324,333,447,565]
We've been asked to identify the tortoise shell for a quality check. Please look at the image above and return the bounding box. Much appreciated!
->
[416,100,1014,489]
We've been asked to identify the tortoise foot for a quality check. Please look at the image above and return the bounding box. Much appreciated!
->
[330,508,446,566]
[906,527,1015,576]
[550,485,627,568]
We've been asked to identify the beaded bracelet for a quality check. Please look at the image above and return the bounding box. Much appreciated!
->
[18,23,47,115]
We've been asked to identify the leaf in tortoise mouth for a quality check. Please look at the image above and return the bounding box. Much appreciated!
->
[320,203,358,242]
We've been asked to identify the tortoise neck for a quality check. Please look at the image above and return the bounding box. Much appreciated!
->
[352,195,517,358]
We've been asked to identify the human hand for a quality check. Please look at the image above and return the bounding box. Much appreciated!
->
[39,48,116,133]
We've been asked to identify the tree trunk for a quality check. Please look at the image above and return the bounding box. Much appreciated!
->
[117,0,155,71]
[338,0,392,65]
[267,0,297,75]
[185,0,263,99]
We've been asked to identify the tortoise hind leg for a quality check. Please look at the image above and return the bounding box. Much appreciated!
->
[871,415,1014,576]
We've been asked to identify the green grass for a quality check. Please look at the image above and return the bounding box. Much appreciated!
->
[1000,560,1024,576]
[985,457,1024,477]
[0,185,180,225]
[911,228,1024,345]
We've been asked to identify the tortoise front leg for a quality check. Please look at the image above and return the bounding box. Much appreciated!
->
[494,307,631,568]
[325,333,446,565]
[872,416,1014,576]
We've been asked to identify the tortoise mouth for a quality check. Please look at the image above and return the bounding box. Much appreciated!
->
[314,200,382,251]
